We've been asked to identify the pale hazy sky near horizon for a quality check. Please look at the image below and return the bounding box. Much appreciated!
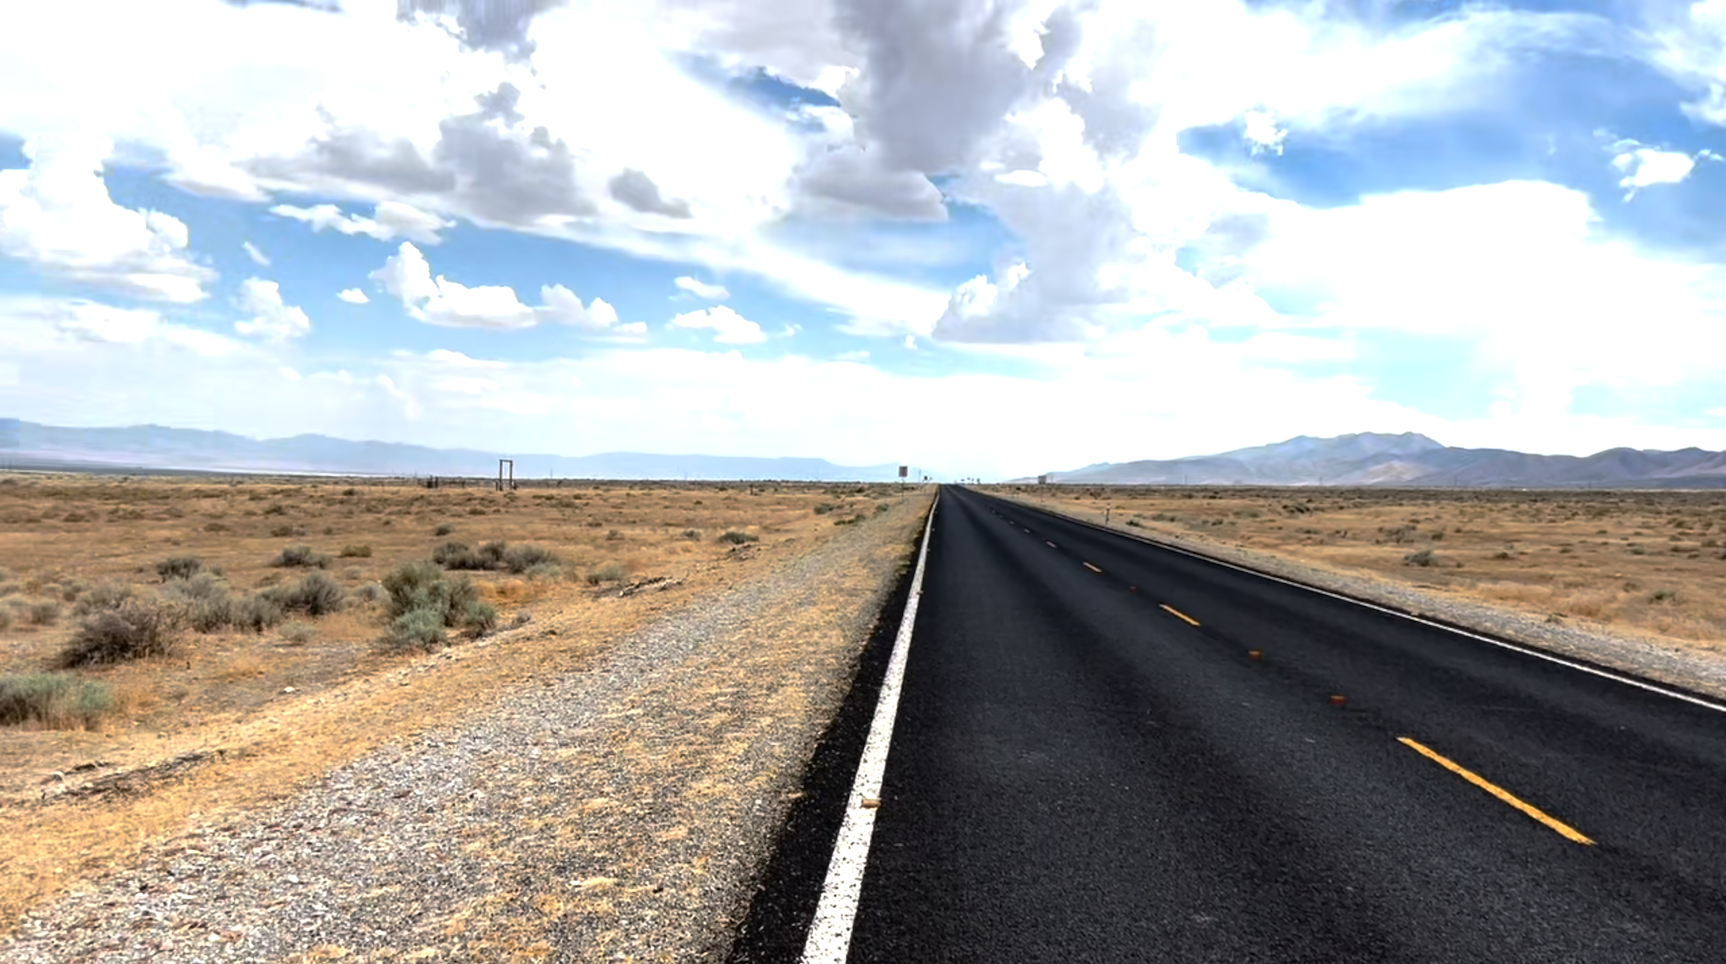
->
[3,0,1726,479]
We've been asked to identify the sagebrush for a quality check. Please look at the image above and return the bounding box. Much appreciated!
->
[271,545,331,569]
[379,561,483,651]
[58,599,183,667]
[0,673,115,728]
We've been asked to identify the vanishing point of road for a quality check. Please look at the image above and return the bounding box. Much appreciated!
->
[742,485,1726,963]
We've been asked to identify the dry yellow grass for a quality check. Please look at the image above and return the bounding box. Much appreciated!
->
[991,484,1726,655]
[0,472,915,934]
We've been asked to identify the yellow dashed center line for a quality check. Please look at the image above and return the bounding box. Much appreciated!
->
[1398,737,1595,845]
[1082,562,1103,573]
[1159,604,1200,626]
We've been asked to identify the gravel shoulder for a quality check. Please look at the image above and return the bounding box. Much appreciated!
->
[994,491,1726,703]
[1,494,933,963]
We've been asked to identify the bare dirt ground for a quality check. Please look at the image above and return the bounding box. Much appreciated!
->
[0,472,929,947]
[988,484,1726,689]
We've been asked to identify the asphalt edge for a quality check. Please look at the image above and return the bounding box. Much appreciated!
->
[723,500,932,964]
[973,488,1726,713]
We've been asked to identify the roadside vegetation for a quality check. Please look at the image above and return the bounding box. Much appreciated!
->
[0,673,114,728]
[379,560,495,651]
[0,473,922,935]
[0,475,909,736]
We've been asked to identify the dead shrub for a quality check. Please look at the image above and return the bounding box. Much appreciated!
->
[155,556,205,582]
[25,600,60,626]
[271,545,331,569]
[58,598,184,667]
[72,581,134,616]
[265,572,346,616]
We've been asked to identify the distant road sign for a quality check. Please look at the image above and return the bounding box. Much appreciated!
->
[899,465,908,479]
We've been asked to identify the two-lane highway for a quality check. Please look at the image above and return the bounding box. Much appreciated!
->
[810,486,1726,962]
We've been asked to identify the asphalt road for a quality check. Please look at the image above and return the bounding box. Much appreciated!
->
[803,486,1726,963]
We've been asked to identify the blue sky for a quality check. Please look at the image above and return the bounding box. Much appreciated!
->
[2,0,1726,479]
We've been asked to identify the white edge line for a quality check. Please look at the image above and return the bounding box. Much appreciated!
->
[988,492,1726,716]
[799,492,939,963]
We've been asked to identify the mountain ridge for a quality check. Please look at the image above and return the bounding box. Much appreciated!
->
[1025,432,1726,488]
[0,419,927,482]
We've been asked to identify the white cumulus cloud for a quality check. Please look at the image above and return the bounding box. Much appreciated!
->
[669,305,765,343]
[931,262,1037,342]
[0,132,213,302]
[538,283,619,329]
[369,242,617,331]
[1242,109,1286,156]
[337,288,370,304]
[371,242,535,329]
[233,278,312,341]
[673,276,730,300]
[242,241,271,266]
[271,201,454,245]
[1610,143,1701,199]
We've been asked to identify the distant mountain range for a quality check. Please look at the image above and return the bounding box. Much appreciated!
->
[0,419,924,482]
[1024,432,1726,488]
